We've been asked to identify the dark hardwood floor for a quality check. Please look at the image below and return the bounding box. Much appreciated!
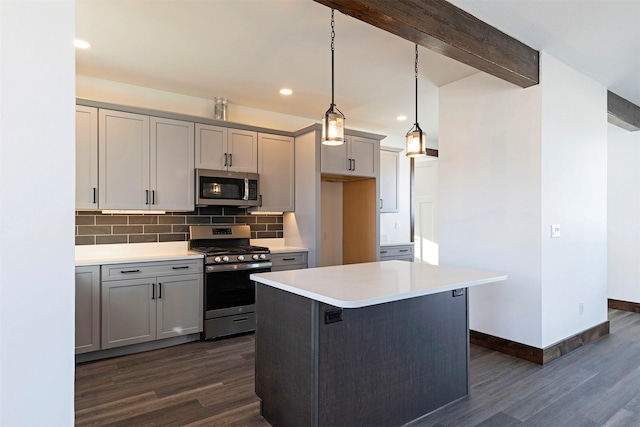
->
[76,309,640,426]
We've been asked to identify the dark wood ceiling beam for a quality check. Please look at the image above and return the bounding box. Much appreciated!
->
[313,0,539,88]
[608,91,640,132]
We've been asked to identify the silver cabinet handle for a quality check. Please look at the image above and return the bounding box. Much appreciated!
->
[233,317,249,323]
[380,199,383,209]
[352,158,356,171]
[347,159,351,170]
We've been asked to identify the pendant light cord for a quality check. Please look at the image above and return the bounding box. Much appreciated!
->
[331,9,336,107]
[414,43,418,126]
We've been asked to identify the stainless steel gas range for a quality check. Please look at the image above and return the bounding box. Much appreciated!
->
[189,224,272,339]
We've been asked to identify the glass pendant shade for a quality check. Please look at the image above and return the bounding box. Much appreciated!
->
[322,108,345,145]
[406,125,426,157]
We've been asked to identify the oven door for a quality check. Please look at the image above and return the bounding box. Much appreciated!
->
[204,265,271,319]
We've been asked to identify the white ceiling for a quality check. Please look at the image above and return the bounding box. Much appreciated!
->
[76,0,640,139]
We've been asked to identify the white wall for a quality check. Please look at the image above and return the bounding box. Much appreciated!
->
[439,53,608,349]
[439,72,543,347]
[0,1,75,425]
[77,75,313,132]
[539,54,608,347]
[608,124,640,303]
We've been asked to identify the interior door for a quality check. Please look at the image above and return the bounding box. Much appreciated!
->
[414,159,438,264]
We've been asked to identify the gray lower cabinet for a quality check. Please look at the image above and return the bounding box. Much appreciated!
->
[380,243,414,261]
[75,266,101,354]
[271,252,308,271]
[101,260,203,350]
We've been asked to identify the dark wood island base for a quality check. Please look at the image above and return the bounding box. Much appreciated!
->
[255,283,470,426]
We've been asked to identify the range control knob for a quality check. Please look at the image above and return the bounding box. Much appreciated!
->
[222,256,230,262]
[214,256,222,263]
[252,254,259,260]
[237,255,245,261]
[259,254,267,260]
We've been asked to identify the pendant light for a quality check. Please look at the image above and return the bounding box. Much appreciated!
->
[322,9,345,145]
[406,44,426,157]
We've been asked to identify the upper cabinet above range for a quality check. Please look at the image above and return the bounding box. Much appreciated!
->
[195,124,258,173]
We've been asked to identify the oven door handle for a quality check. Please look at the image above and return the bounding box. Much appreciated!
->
[206,261,272,273]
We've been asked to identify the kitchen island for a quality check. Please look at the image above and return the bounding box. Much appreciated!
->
[250,260,506,427]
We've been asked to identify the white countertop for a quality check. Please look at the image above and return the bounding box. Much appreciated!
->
[75,242,203,266]
[251,261,507,308]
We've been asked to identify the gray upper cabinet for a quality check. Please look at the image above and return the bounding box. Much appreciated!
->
[75,266,100,354]
[99,109,150,210]
[380,148,400,213]
[98,109,194,211]
[150,117,195,210]
[321,135,378,178]
[195,124,258,173]
[76,106,98,210]
[251,133,295,212]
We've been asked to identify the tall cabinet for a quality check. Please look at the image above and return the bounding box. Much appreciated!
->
[250,133,295,213]
[285,124,384,268]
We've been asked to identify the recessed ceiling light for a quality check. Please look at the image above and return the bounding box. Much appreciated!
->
[279,88,293,95]
[397,115,407,121]
[74,39,91,49]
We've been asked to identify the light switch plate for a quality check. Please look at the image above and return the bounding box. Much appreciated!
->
[551,224,561,238]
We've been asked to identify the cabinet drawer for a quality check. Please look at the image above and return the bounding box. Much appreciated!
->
[379,245,414,260]
[271,252,308,270]
[101,259,202,281]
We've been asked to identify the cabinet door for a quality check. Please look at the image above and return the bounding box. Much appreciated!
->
[349,136,377,178]
[75,266,100,354]
[195,124,227,170]
[321,142,350,175]
[101,278,156,349]
[76,106,98,210]
[156,274,203,339]
[150,117,195,211]
[99,109,150,209]
[254,133,295,212]
[380,150,399,212]
[228,129,258,173]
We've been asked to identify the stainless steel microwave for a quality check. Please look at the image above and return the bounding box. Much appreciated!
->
[196,169,260,207]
